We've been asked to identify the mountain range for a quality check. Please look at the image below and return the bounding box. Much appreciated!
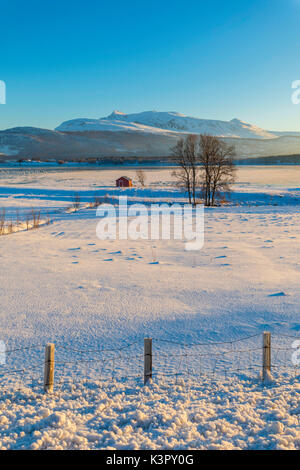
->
[56,110,300,139]
[1,110,300,161]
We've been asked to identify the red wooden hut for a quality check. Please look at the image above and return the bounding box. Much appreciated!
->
[116,176,133,188]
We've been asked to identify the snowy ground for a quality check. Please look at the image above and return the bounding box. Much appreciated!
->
[1,375,300,450]
[0,165,300,449]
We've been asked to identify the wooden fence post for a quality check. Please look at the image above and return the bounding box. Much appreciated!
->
[144,338,152,385]
[262,332,271,382]
[44,343,55,392]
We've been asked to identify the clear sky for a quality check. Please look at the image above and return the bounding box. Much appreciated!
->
[1,0,300,131]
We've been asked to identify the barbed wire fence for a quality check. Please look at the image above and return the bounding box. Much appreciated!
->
[0,332,299,404]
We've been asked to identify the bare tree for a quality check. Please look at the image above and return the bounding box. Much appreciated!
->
[72,192,81,210]
[171,135,198,205]
[198,134,236,206]
[136,169,146,187]
[0,209,6,235]
[31,209,41,228]
[185,134,198,205]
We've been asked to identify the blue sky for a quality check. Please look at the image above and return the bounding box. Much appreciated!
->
[0,0,300,131]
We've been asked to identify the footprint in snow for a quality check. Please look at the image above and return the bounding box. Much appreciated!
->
[52,231,65,237]
[268,292,287,297]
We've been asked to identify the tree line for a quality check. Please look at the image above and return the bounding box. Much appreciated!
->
[171,134,236,206]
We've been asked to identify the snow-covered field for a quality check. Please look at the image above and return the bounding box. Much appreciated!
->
[1,375,300,450]
[0,165,300,450]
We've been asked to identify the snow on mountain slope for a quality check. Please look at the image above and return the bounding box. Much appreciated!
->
[56,110,277,139]
[55,116,176,135]
[0,145,19,156]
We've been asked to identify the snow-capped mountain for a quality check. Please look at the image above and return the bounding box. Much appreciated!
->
[56,110,285,139]
[2,110,300,161]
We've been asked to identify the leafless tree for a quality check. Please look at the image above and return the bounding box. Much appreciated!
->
[0,209,6,235]
[7,219,13,234]
[171,135,198,205]
[198,134,236,206]
[92,195,101,208]
[72,192,81,210]
[16,209,20,226]
[136,169,146,187]
[31,209,41,228]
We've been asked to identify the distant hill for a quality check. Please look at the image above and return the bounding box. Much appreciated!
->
[1,110,300,161]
